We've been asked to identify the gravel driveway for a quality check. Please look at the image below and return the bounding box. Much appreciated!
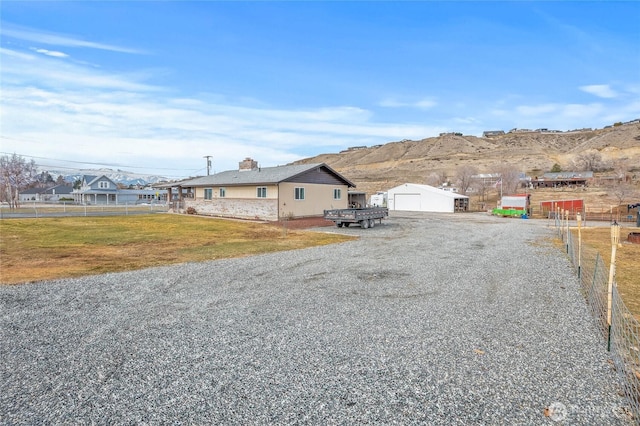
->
[0,212,632,424]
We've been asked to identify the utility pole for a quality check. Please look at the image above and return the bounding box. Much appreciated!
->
[203,156,212,176]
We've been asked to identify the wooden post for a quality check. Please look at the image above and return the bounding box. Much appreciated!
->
[565,209,570,253]
[607,221,620,351]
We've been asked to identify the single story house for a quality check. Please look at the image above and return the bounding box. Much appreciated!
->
[482,130,505,138]
[18,184,74,202]
[72,175,166,205]
[18,187,45,202]
[386,183,469,213]
[163,158,355,221]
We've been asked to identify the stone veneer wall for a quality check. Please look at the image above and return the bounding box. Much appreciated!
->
[184,198,278,221]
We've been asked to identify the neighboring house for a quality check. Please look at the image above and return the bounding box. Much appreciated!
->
[72,175,166,204]
[72,175,118,204]
[164,158,355,221]
[42,185,73,202]
[386,183,469,213]
[530,171,593,188]
[18,184,73,202]
[482,130,505,138]
[18,187,45,202]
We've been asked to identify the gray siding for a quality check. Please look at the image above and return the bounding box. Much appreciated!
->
[284,167,346,185]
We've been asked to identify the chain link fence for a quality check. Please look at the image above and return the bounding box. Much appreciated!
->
[0,202,168,218]
[554,216,640,421]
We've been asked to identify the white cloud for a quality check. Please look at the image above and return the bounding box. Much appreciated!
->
[378,98,437,109]
[0,47,36,60]
[33,48,69,58]
[2,48,158,92]
[0,47,438,176]
[378,99,403,108]
[579,84,618,99]
[1,24,145,54]
[415,99,438,109]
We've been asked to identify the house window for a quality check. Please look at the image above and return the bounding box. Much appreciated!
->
[204,188,213,200]
[294,187,305,200]
[257,187,267,198]
[333,188,341,200]
[98,181,110,189]
[220,187,226,198]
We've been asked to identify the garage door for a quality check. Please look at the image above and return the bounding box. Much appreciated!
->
[394,193,421,211]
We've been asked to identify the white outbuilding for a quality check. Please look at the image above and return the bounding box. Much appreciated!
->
[386,183,469,213]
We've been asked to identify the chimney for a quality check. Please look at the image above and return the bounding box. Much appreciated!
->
[239,157,258,172]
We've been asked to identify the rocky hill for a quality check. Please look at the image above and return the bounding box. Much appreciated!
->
[295,123,640,197]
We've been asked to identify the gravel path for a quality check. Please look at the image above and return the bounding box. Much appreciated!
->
[0,212,632,424]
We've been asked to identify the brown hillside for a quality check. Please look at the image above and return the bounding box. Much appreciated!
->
[294,124,640,202]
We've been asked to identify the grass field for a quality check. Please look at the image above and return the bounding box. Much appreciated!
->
[574,225,640,316]
[0,214,354,284]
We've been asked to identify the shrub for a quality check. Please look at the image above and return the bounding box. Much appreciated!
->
[186,207,197,215]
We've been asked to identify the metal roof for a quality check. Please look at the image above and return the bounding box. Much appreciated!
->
[388,183,469,199]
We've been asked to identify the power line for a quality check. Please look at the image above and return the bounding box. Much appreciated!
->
[0,150,202,175]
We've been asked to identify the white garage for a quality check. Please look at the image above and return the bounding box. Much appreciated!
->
[387,183,469,213]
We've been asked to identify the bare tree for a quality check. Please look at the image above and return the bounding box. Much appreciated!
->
[425,172,443,187]
[496,164,521,195]
[473,175,492,203]
[572,150,608,172]
[612,158,630,182]
[454,164,478,195]
[0,153,37,209]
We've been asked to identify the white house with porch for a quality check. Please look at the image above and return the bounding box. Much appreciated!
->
[72,175,166,205]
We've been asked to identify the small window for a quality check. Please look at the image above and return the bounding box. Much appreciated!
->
[257,187,267,198]
[204,188,213,200]
[219,187,226,198]
[333,188,341,200]
[294,187,305,200]
[98,181,110,189]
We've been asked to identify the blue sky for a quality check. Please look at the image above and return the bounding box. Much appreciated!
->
[1,1,639,178]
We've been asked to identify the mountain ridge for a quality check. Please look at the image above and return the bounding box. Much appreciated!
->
[37,167,171,187]
[294,123,640,196]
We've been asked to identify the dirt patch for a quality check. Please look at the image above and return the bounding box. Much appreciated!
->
[273,217,335,229]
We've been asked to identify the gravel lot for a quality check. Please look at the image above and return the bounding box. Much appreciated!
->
[0,212,633,424]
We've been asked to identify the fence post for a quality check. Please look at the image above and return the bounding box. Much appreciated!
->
[565,210,570,254]
[608,289,614,352]
[576,213,582,280]
[607,222,620,351]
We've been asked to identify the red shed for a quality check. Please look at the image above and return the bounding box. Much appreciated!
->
[540,199,584,216]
